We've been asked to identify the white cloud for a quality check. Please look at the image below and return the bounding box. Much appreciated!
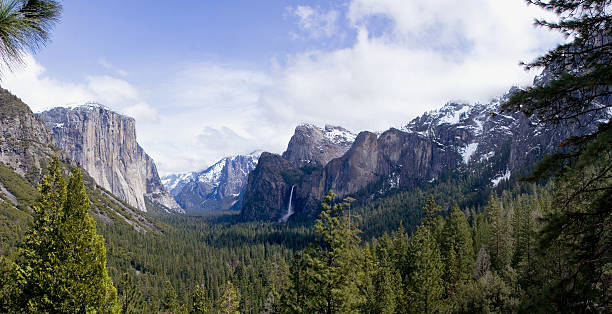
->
[289,5,340,40]
[0,54,158,128]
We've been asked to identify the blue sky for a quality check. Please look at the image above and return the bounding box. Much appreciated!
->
[2,0,562,175]
[35,1,354,80]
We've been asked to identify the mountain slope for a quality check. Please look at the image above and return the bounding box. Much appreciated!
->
[38,105,182,213]
[0,88,61,183]
[282,124,356,168]
[241,89,609,222]
[0,89,160,235]
[163,154,259,212]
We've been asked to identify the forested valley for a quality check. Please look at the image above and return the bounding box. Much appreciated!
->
[0,0,610,313]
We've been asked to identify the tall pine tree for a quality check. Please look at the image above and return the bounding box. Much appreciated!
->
[18,161,119,313]
[405,225,445,314]
[282,191,364,313]
[502,0,611,310]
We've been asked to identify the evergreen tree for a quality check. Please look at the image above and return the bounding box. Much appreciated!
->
[0,255,23,313]
[422,194,444,240]
[18,162,119,313]
[405,225,445,314]
[363,234,402,314]
[161,280,179,313]
[0,0,62,71]
[118,272,144,313]
[282,191,364,313]
[502,0,611,310]
[217,281,240,314]
[190,284,210,314]
[485,194,510,272]
[441,204,475,288]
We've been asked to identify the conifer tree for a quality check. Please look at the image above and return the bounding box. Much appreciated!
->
[283,191,364,313]
[441,204,475,288]
[118,272,144,313]
[364,234,402,314]
[0,0,62,72]
[18,162,119,313]
[217,281,240,314]
[502,0,611,309]
[190,284,211,314]
[405,225,445,314]
[485,194,510,272]
[161,280,179,313]
[421,194,446,249]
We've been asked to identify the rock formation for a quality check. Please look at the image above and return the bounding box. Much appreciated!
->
[39,104,183,213]
[163,154,259,212]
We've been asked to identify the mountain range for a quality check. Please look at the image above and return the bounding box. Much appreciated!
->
[240,88,609,222]
[162,153,259,212]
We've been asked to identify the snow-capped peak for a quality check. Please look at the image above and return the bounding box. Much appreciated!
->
[323,125,356,145]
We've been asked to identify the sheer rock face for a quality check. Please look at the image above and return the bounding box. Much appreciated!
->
[241,92,609,222]
[282,124,356,168]
[0,88,58,182]
[241,152,298,221]
[39,105,183,213]
[162,154,259,212]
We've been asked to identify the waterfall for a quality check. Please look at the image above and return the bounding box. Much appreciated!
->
[280,185,295,223]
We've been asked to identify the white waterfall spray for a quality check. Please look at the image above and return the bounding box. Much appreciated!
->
[280,185,295,223]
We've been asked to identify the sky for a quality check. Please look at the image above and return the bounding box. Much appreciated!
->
[0,0,563,176]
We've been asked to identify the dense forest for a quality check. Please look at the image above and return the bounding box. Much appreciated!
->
[0,0,611,313]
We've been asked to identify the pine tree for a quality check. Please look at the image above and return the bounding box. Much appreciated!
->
[441,204,475,288]
[118,272,144,313]
[0,0,62,71]
[405,225,445,314]
[161,280,179,313]
[485,194,510,272]
[18,162,119,313]
[217,281,240,314]
[282,191,364,313]
[190,284,211,314]
[501,1,611,310]
[364,234,402,314]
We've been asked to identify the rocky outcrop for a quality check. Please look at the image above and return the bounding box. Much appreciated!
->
[282,124,355,168]
[0,88,59,182]
[39,105,183,213]
[241,91,610,222]
[241,152,300,221]
[163,154,259,212]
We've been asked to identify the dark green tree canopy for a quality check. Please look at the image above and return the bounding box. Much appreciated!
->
[0,0,62,71]
[503,0,611,128]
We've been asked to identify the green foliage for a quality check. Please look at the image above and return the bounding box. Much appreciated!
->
[485,195,511,272]
[0,161,37,209]
[502,1,611,310]
[283,191,365,313]
[190,284,211,314]
[405,225,445,314]
[117,272,145,313]
[15,161,119,313]
[161,280,180,313]
[441,205,474,296]
[453,271,518,313]
[0,0,62,71]
[216,281,240,314]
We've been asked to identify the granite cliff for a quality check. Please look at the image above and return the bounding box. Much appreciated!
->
[39,105,183,213]
[241,91,609,222]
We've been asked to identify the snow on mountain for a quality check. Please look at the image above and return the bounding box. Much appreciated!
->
[162,153,259,212]
[399,90,610,187]
[282,124,356,168]
[323,125,357,145]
